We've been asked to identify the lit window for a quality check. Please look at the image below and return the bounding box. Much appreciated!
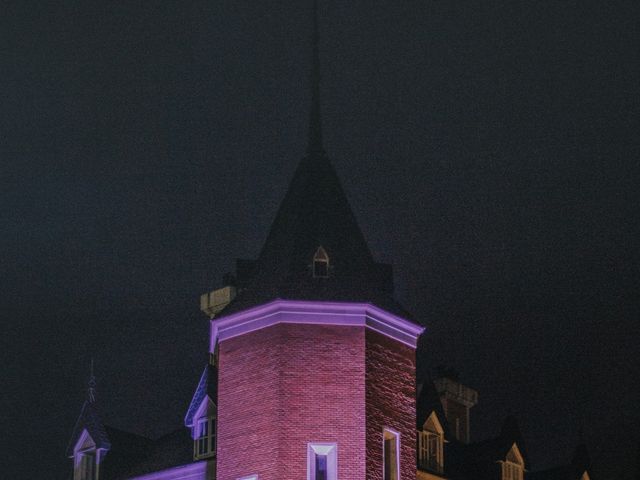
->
[312,246,330,278]
[418,431,442,472]
[383,428,400,480]
[307,443,337,480]
[502,461,523,480]
[194,417,216,459]
[418,412,444,473]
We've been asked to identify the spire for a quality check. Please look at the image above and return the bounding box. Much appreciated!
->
[306,0,324,156]
[87,358,96,403]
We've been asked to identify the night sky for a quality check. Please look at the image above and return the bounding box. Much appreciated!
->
[2,1,639,478]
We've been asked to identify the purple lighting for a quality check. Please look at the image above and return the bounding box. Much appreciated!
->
[127,461,207,480]
[210,299,425,350]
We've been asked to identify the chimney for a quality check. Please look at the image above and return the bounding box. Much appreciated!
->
[434,372,478,443]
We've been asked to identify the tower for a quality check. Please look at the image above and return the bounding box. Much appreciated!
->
[194,2,424,479]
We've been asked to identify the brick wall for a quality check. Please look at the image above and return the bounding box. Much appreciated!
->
[217,323,367,480]
[365,329,417,480]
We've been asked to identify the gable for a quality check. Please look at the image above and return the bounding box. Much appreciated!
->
[423,411,445,435]
[506,443,525,466]
[74,429,96,453]
[193,396,216,423]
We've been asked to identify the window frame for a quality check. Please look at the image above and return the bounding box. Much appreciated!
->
[307,442,337,480]
[194,416,216,460]
[417,412,444,473]
[312,246,330,278]
[77,448,97,480]
[383,427,400,480]
[417,430,443,473]
[502,460,523,480]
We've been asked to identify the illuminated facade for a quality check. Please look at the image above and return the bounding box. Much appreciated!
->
[66,2,593,480]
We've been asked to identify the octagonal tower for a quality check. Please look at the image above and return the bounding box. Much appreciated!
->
[194,2,425,479]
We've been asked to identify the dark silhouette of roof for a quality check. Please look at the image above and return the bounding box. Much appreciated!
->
[528,444,592,480]
[218,1,413,321]
[446,416,530,480]
[416,378,451,436]
[66,401,111,457]
[102,427,196,480]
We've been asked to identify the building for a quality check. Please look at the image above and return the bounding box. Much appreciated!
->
[66,2,593,480]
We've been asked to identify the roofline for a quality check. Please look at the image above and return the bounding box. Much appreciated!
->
[127,461,207,480]
[210,299,425,349]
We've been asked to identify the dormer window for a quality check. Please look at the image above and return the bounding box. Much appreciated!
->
[73,429,99,480]
[418,411,444,473]
[313,246,330,278]
[502,443,525,480]
[194,417,216,460]
[502,461,523,480]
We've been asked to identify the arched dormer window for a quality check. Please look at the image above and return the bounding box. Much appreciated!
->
[502,443,525,480]
[418,411,444,473]
[312,246,330,278]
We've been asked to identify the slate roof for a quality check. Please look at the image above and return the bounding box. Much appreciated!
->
[101,427,196,480]
[220,148,412,319]
[214,0,416,323]
[184,364,218,427]
[528,444,591,480]
[68,389,199,479]
[445,416,530,480]
[528,465,586,480]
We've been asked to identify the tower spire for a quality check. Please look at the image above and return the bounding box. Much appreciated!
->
[87,358,96,403]
[306,0,324,156]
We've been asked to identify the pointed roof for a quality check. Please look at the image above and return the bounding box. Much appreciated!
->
[66,400,111,457]
[184,364,218,427]
[219,1,411,319]
[67,363,110,456]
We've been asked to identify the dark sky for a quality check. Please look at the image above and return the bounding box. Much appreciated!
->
[2,0,639,478]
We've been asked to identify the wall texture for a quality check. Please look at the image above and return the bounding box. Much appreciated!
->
[217,323,367,480]
[366,329,417,480]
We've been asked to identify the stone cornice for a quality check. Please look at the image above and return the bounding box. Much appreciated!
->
[210,299,425,350]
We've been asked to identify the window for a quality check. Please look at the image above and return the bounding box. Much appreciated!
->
[502,461,523,480]
[418,412,444,473]
[194,417,216,459]
[502,444,524,480]
[383,428,399,480]
[312,246,330,278]
[307,443,337,480]
[77,450,96,480]
[418,431,442,472]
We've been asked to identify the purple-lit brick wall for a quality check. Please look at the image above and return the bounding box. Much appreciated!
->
[365,329,417,480]
[217,322,367,480]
